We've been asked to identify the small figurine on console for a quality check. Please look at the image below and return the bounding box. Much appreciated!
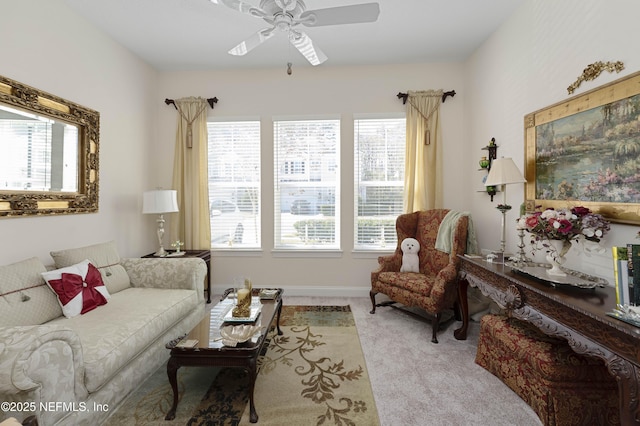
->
[171,240,184,253]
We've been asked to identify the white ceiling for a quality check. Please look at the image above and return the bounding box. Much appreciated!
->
[63,0,525,71]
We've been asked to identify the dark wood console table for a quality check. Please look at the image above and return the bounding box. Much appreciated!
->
[454,255,640,425]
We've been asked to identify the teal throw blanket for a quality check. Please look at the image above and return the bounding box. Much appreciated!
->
[435,210,479,255]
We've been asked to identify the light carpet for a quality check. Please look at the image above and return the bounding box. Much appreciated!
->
[104,305,379,425]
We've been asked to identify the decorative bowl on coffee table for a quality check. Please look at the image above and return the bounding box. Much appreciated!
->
[220,324,261,347]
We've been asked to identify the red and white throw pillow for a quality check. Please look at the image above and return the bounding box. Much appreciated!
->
[42,259,111,318]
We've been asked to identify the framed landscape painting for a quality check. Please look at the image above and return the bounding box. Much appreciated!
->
[524,71,640,224]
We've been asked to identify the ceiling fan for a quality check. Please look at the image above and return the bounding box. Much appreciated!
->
[211,0,380,66]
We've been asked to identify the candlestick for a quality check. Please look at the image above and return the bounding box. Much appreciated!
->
[237,288,250,304]
[510,227,532,266]
[232,288,251,317]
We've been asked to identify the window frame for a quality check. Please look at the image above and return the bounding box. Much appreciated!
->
[273,116,341,252]
[207,118,262,251]
[353,113,406,251]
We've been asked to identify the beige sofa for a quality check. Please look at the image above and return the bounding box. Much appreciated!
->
[0,241,207,426]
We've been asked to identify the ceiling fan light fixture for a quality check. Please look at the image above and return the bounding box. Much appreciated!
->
[274,13,293,31]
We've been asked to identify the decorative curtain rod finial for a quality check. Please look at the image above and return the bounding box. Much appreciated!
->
[207,97,218,109]
[443,90,456,102]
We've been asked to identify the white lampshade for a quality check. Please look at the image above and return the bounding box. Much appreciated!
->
[142,190,179,214]
[485,157,526,186]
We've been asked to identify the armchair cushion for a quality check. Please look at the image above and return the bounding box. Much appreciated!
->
[377,272,436,297]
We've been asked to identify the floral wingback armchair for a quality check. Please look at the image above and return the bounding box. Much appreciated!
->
[370,209,469,343]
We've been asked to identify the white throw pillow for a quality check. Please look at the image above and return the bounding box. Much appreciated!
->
[42,259,111,318]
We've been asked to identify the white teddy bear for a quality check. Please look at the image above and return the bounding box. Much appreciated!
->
[400,237,420,273]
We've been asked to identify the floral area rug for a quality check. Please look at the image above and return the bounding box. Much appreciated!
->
[104,305,379,426]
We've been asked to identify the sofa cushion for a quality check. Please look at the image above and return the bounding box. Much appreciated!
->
[46,286,200,393]
[42,260,111,318]
[0,257,63,326]
[50,241,130,294]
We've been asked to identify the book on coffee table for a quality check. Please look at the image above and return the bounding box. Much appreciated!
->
[259,289,279,299]
[176,339,198,348]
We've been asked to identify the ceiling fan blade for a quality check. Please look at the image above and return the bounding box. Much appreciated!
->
[228,28,276,56]
[289,30,328,66]
[299,3,380,27]
[210,0,267,18]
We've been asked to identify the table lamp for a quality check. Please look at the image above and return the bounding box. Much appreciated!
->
[484,158,526,254]
[143,190,179,256]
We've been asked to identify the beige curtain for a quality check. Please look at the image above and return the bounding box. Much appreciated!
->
[170,97,211,249]
[403,90,444,212]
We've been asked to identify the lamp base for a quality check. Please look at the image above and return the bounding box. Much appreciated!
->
[153,247,168,257]
[154,214,167,257]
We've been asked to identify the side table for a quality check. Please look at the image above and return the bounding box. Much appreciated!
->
[142,249,212,303]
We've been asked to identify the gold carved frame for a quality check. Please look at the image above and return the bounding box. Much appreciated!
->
[0,75,99,217]
[524,70,640,224]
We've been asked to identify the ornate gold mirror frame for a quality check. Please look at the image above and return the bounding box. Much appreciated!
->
[0,75,99,217]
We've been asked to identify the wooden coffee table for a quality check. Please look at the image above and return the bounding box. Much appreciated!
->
[164,288,283,423]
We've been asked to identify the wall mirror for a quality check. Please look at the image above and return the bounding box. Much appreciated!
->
[0,74,99,217]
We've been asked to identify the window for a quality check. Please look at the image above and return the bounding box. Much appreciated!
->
[354,116,406,249]
[0,105,78,192]
[274,119,340,249]
[207,120,261,248]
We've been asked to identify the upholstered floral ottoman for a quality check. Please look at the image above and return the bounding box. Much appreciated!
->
[475,314,619,426]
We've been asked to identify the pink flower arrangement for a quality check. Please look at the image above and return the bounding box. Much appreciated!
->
[517,206,610,244]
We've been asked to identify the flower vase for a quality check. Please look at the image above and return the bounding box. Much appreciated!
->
[545,239,571,277]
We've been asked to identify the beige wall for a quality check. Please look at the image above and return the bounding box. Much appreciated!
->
[466,0,640,278]
[0,0,158,265]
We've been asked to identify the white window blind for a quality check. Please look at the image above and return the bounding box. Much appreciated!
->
[0,105,78,192]
[207,120,261,248]
[274,119,340,249]
[354,117,406,249]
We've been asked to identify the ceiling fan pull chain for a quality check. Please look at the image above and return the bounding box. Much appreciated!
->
[285,26,293,75]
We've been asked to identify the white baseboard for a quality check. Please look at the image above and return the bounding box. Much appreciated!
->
[211,284,371,299]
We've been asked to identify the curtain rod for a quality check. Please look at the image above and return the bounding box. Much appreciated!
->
[164,97,219,110]
[396,90,456,105]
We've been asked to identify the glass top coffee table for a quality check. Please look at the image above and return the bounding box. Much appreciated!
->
[164,288,283,423]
